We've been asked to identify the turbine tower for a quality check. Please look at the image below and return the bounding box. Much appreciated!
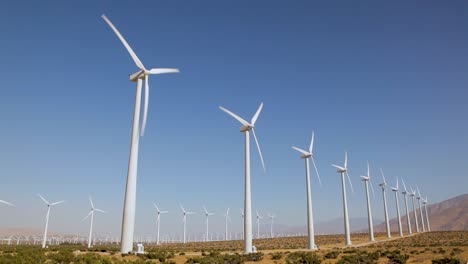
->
[410,187,420,232]
[180,204,195,243]
[401,179,412,234]
[224,208,230,241]
[391,178,403,237]
[292,131,321,249]
[360,162,375,242]
[83,196,107,248]
[38,194,64,248]
[379,169,391,238]
[219,103,265,253]
[240,208,244,240]
[203,206,214,242]
[101,15,179,253]
[267,213,275,238]
[153,203,168,245]
[256,210,263,239]
[422,196,431,232]
[332,152,354,246]
[416,187,426,232]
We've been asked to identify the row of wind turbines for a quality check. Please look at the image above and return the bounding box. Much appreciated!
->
[97,14,433,254]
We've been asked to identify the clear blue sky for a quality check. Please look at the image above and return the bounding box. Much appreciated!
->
[0,1,467,239]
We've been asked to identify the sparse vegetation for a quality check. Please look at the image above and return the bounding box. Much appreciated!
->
[286,251,321,264]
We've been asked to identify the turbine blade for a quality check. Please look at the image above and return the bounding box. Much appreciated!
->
[161,211,169,214]
[367,161,370,178]
[402,179,407,192]
[227,208,230,215]
[140,77,149,136]
[51,201,65,206]
[344,152,348,168]
[179,203,185,213]
[219,106,250,126]
[396,177,399,190]
[0,200,14,206]
[153,203,160,212]
[149,68,180,74]
[95,209,107,213]
[380,168,386,185]
[89,196,94,209]
[309,131,315,154]
[311,157,322,187]
[203,206,208,215]
[38,194,49,205]
[291,146,309,156]
[101,15,145,70]
[346,171,354,192]
[251,128,266,172]
[332,164,345,171]
[82,211,92,222]
[251,102,263,125]
[370,181,376,198]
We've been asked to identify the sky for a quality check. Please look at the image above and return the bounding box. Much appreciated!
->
[0,1,467,240]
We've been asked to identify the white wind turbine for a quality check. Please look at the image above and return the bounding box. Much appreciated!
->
[267,213,275,238]
[379,169,391,238]
[332,152,354,246]
[180,204,195,243]
[410,187,420,232]
[416,187,426,232]
[240,208,244,240]
[219,102,265,253]
[101,15,179,253]
[401,179,412,234]
[360,162,375,242]
[391,178,403,237]
[256,210,263,239]
[203,206,214,242]
[38,194,64,248]
[292,131,321,249]
[422,196,431,232]
[83,196,107,248]
[224,208,231,241]
[153,203,168,245]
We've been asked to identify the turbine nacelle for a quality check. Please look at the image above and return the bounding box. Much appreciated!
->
[360,176,370,181]
[240,125,254,132]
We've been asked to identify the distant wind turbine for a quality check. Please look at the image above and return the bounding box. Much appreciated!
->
[379,169,391,238]
[416,187,426,232]
[401,179,412,234]
[153,203,168,245]
[292,131,321,249]
[332,151,353,246]
[422,196,431,232]
[38,194,64,248]
[391,178,403,237]
[410,187,420,232]
[180,204,195,243]
[101,14,179,254]
[224,208,231,241]
[219,102,265,253]
[360,162,375,242]
[267,213,275,238]
[256,210,263,239]
[203,206,214,242]
[0,200,14,207]
[83,196,107,248]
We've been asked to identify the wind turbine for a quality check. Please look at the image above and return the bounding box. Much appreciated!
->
[203,206,214,242]
[256,210,263,239]
[416,187,426,232]
[267,213,275,238]
[410,187,420,232]
[379,169,391,238]
[0,200,14,207]
[391,178,403,237]
[360,162,375,242]
[38,194,64,248]
[292,131,321,249]
[401,179,412,234]
[422,196,431,232]
[101,15,179,254]
[83,196,107,248]
[180,204,195,243]
[224,208,230,241]
[240,208,244,240]
[153,203,168,245]
[332,152,353,246]
[219,102,265,253]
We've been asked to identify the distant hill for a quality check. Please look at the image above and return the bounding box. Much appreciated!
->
[373,193,468,232]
